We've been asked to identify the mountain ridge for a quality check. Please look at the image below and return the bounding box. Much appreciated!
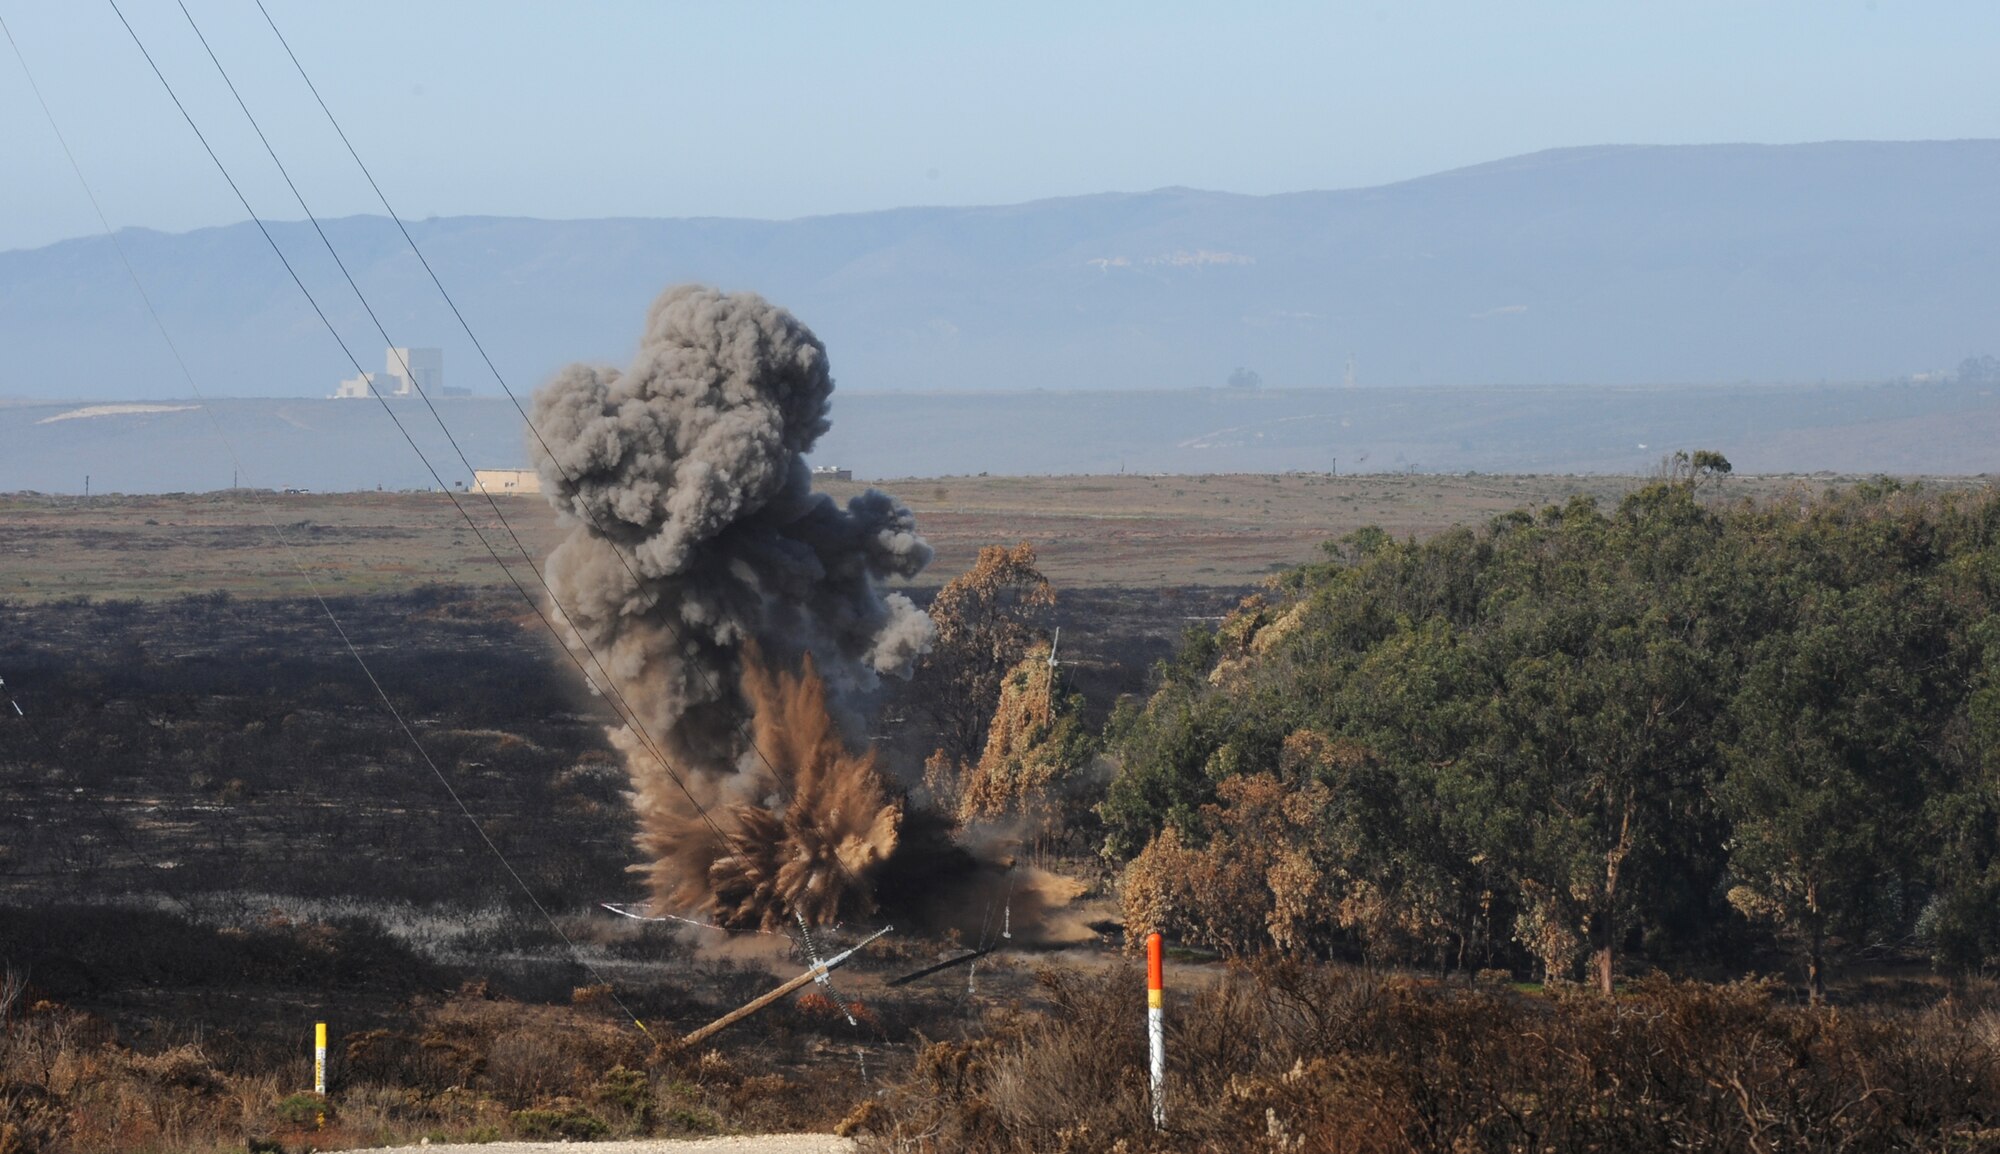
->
[3,140,1996,400]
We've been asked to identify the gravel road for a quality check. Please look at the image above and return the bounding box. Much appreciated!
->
[348,1137,853,1154]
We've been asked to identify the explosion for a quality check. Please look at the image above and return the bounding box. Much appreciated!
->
[668,648,902,931]
[531,286,932,929]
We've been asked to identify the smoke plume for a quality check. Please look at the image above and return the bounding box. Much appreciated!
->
[532,285,934,929]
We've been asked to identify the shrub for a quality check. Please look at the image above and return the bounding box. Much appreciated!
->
[859,963,2000,1153]
[591,1064,651,1129]
[511,1097,608,1140]
[272,1091,330,1128]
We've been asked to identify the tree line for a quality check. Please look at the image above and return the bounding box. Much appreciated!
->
[1077,470,2000,996]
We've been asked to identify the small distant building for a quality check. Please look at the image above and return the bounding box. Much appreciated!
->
[334,347,465,397]
[473,468,541,495]
[812,465,853,482]
[332,371,382,399]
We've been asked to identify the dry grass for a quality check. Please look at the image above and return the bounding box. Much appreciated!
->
[6,473,1977,599]
[857,962,2000,1153]
[0,977,871,1154]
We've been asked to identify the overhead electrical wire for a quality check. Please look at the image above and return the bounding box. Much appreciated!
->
[104,0,739,884]
[6,5,672,1037]
[203,0,882,912]
[28,9,882,1036]
[100,18,889,1073]
[16,0,921,1071]
[182,1,890,1064]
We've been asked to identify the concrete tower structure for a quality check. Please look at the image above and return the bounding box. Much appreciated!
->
[385,347,442,396]
[333,347,445,398]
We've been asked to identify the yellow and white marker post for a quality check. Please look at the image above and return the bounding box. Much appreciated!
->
[313,1021,327,1095]
[1147,931,1166,1129]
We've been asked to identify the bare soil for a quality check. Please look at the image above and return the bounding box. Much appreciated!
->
[1,472,1955,600]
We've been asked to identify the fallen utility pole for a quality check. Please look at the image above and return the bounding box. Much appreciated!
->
[886,943,1000,987]
[680,925,892,1048]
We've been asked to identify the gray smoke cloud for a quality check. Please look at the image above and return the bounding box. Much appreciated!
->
[530,285,935,924]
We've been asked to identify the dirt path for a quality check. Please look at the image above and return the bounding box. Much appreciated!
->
[348,1138,852,1154]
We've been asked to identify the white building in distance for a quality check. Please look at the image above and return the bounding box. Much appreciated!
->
[334,347,465,398]
[389,347,442,394]
[473,468,541,495]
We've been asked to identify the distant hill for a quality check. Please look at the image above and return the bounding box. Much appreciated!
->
[2,140,1997,400]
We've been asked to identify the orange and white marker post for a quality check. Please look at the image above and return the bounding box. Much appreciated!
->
[1147,931,1165,1129]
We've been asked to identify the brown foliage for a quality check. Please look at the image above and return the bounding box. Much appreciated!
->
[1205,592,1308,689]
[1122,734,1474,964]
[858,963,2000,1153]
[0,983,870,1153]
[0,999,240,1154]
[955,643,1092,836]
[1120,773,1333,956]
[918,543,1057,767]
[922,747,967,818]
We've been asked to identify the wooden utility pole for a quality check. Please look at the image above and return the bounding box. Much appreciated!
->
[679,925,891,1048]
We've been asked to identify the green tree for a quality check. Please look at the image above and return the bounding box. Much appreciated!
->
[1722,583,1942,1002]
[1914,618,2000,972]
[1466,488,1726,991]
[1660,448,1732,488]
[1095,476,2000,990]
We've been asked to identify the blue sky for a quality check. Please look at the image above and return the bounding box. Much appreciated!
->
[4,1,1998,253]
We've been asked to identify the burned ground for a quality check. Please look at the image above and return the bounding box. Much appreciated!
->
[0,582,1188,1040]
[12,483,2000,1152]
[0,586,1103,1148]
[0,583,1219,915]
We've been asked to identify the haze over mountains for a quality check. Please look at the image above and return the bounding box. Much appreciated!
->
[3,140,1997,400]
[2,140,1996,491]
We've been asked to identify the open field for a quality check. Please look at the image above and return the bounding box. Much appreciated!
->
[9,473,2000,1151]
[0,590,1079,1149]
[4,471,1988,600]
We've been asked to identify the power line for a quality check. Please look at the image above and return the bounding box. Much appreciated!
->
[224,0,879,908]
[10,6,663,1036]
[170,0,890,942]
[104,0,734,885]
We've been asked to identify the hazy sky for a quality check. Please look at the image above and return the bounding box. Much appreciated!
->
[4,1,1998,253]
